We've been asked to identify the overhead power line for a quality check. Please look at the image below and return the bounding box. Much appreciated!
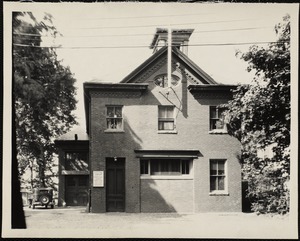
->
[75,18,256,30]
[79,13,214,20]
[13,41,288,49]
[13,26,273,38]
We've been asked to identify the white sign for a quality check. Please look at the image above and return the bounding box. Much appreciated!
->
[93,171,104,187]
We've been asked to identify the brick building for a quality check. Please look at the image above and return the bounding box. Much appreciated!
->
[55,29,242,213]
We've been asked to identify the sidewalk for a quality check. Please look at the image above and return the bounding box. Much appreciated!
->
[22,206,295,239]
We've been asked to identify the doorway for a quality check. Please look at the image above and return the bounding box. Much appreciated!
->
[65,175,89,206]
[106,158,125,212]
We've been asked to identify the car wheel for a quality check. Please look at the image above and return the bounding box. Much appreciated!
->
[39,195,50,205]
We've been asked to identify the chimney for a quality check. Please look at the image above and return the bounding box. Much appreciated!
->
[150,28,194,55]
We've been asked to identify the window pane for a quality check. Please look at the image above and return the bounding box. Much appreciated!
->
[107,118,114,129]
[65,152,88,171]
[166,107,174,118]
[107,107,114,117]
[170,159,180,173]
[140,160,148,174]
[210,161,217,175]
[116,119,122,129]
[215,119,224,129]
[158,121,164,130]
[210,176,217,191]
[182,160,190,174]
[66,177,76,187]
[158,107,165,118]
[78,176,88,186]
[218,177,225,190]
[160,160,169,174]
[218,162,225,175]
[150,161,159,175]
[150,159,181,175]
[158,121,174,130]
[115,107,122,117]
[163,121,174,130]
[210,106,217,118]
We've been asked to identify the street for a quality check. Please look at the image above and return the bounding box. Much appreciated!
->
[21,206,295,239]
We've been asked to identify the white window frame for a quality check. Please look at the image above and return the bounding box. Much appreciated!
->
[158,105,177,133]
[140,159,193,179]
[209,106,227,134]
[105,105,124,132]
[209,159,228,195]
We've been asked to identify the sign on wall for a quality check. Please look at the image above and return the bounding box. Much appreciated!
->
[93,171,104,187]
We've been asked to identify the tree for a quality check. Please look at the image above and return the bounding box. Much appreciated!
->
[223,15,290,214]
[13,12,77,189]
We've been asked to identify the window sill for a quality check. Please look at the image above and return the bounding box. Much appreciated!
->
[209,192,229,196]
[140,175,193,180]
[158,130,178,134]
[208,129,228,134]
[104,129,125,133]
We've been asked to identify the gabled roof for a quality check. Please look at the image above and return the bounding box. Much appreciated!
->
[120,46,218,85]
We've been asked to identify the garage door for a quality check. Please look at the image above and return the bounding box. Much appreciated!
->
[65,175,89,206]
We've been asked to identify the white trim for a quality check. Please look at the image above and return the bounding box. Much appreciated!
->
[157,130,178,134]
[209,159,228,193]
[140,175,193,180]
[104,130,125,133]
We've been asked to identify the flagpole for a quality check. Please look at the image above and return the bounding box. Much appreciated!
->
[167,26,172,91]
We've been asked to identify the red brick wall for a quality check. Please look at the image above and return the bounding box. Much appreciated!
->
[141,178,194,212]
[89,60,241,213]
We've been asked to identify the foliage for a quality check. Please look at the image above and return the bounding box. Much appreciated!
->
[13,12,77,189]
[223,15,290,214]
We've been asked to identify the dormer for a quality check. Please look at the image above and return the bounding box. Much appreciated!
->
[150,28,194,55]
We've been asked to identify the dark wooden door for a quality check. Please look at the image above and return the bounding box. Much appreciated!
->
[106,158,125,212]
[65,175,89,206]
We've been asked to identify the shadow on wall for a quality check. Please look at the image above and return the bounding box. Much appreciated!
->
[124,121,182,216]
[140,178,181,215]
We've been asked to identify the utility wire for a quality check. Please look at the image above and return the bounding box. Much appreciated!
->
[13,41,287,49]
[79,13,214,20]
[75,19,256,30]
[13,26,273,38]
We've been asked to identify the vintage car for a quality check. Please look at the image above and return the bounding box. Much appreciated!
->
[29,187,54,209]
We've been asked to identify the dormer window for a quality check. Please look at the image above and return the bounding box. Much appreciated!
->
[154,74,179,88]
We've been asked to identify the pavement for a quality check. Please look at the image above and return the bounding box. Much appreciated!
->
[18,206,296,239]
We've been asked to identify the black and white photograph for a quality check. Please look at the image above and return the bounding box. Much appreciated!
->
[2,1,298,239]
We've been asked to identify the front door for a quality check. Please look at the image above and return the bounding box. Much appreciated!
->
[65,175,89,206]
[106,158,125,212]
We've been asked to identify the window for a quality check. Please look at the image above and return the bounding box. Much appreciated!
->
[106,106,123,130]
[158,106,175,130]
[210,160,226,192]
[154,74,180,88]
[210,106,225,130]
[140,159,191,176]
[65,152,88,171]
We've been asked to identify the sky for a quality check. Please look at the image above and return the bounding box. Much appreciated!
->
[8,2,296,129]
